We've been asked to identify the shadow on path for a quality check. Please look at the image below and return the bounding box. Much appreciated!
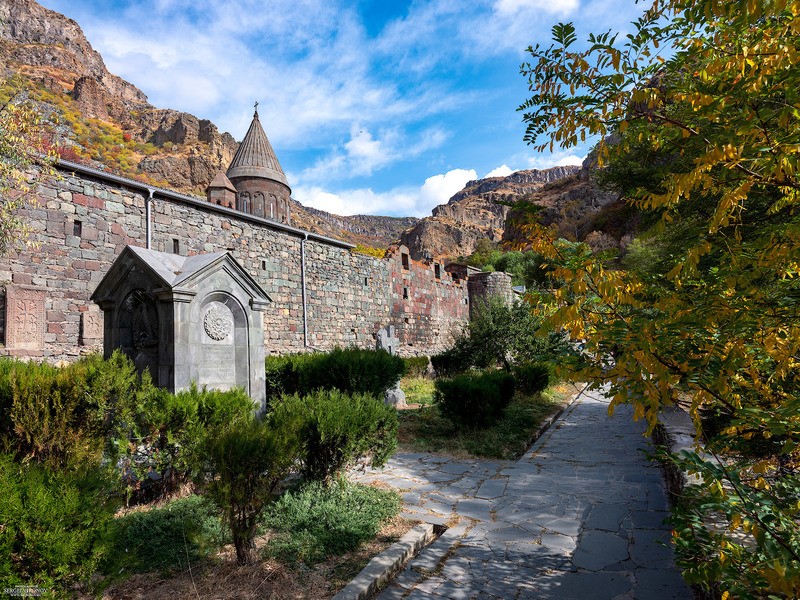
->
[353,388,692,600]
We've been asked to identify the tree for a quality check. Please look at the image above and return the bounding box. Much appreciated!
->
[193,411,301,565]
[0,79,55,254]
[518,1,800,596]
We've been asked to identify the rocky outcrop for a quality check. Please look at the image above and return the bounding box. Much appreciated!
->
[400,219,492,260]
[0,0,147,103]
[0,0,237,194]
[503,162,620,246]
[400,166,583,261]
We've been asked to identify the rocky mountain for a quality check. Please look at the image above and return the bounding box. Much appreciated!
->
[399,165,607,260]
[0,0,241,194]
[0,0,414,249]
[1,0,620,254]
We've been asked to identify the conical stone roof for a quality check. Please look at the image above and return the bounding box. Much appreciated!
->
[208,170,236,192]
[226,110,290,190]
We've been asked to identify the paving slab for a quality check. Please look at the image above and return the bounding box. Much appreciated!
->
[351,387,692,600]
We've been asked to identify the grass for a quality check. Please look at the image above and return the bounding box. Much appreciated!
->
[103,495,227,577]
[397,383,577,460]
[400,376,436,406]
[260,479,401,566]
[100,481,407,598]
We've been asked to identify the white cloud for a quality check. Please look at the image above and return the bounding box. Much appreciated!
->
[527,152,585,170]
[300,125,448,182]
[484,164,513,178]
[294,167,477,217]
[493,0,579,15]
[418,169,477,208]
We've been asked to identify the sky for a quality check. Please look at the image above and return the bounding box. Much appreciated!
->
[39,0,641,217]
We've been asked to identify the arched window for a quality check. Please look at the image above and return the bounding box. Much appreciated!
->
[269,194,277,220]
[253,192,265,217]
[238,192,250,213]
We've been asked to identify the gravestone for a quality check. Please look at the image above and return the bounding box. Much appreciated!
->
[5,286,46,351]
[376,324,406,407]
[92,246,270,409]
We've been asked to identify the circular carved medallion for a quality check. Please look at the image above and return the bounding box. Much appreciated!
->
[203,304,233,341]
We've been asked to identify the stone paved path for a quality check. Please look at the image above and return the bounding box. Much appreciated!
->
[352,387,692,599]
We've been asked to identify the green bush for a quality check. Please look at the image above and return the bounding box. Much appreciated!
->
[262,480,400,565]
[431,297,573,376]
[435,370,516,428]
[129,384,256,501]
[0,351,150,469]
[264,353,312,401]
[0,454,117,594]
[299,347,405,397]
[278,389,398,484]
[513,362,551,396]
[104,495,226,576]
[430,342,474,377]
[402,356,430,378]
[266,348,405,398]
[193,410,301,565]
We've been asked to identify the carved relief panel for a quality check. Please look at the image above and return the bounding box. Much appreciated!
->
[5,286,46,350]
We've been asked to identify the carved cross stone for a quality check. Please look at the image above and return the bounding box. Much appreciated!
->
[376,324,400,355]
[5,286,46,350]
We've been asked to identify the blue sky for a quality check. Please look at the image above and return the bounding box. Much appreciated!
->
[39,0,640,217]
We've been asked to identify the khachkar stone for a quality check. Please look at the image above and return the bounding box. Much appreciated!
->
[376,324,400,355]
[376,324,406,407]
[5,286,46,351]
[92,246,271,410]
[80,306,104,345]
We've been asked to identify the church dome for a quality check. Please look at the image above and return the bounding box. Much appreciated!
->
[226,109,290,192]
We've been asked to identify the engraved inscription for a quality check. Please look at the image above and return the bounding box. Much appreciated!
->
[199,344,236,389]
[5,286,46,350]
[203,303,233,341]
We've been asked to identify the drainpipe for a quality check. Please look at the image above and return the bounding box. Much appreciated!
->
[145,188,154,249]
[301,232,309,348]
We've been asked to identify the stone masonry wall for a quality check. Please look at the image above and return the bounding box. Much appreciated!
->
[0,165,470,362]
[388,245,470,355]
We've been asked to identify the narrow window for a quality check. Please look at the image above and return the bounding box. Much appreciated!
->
[464,297,469,305]
[434,264,441,279]
[261,260,267,270]
[403,287,409,300]
[73,220,82,237]
[401,253,409,270]
[172,238,180,254]
[404,316,410,324]
[364,277,368,286]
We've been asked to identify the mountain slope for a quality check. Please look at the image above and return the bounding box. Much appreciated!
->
[400,166,588,260]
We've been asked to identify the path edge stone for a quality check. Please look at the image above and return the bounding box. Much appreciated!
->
[652,406,701,504]
[331,523,436,600]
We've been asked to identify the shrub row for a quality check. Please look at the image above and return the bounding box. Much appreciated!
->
[265,346,405,401]
[435,370,516,428]
[276,389,397,484]
[0,348,401,583]
[433,364,550,429]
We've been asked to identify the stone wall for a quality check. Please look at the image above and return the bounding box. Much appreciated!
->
[0,162,470,361]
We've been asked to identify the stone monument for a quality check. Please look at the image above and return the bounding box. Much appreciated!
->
[376,324,406,408]
[92,246,270,409]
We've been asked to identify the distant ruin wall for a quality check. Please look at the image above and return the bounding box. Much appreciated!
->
[0,164,469,361]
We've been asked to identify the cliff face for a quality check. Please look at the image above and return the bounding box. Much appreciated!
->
[0,0,238,194]
[0,0,621,253]
[400,166,585,261]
